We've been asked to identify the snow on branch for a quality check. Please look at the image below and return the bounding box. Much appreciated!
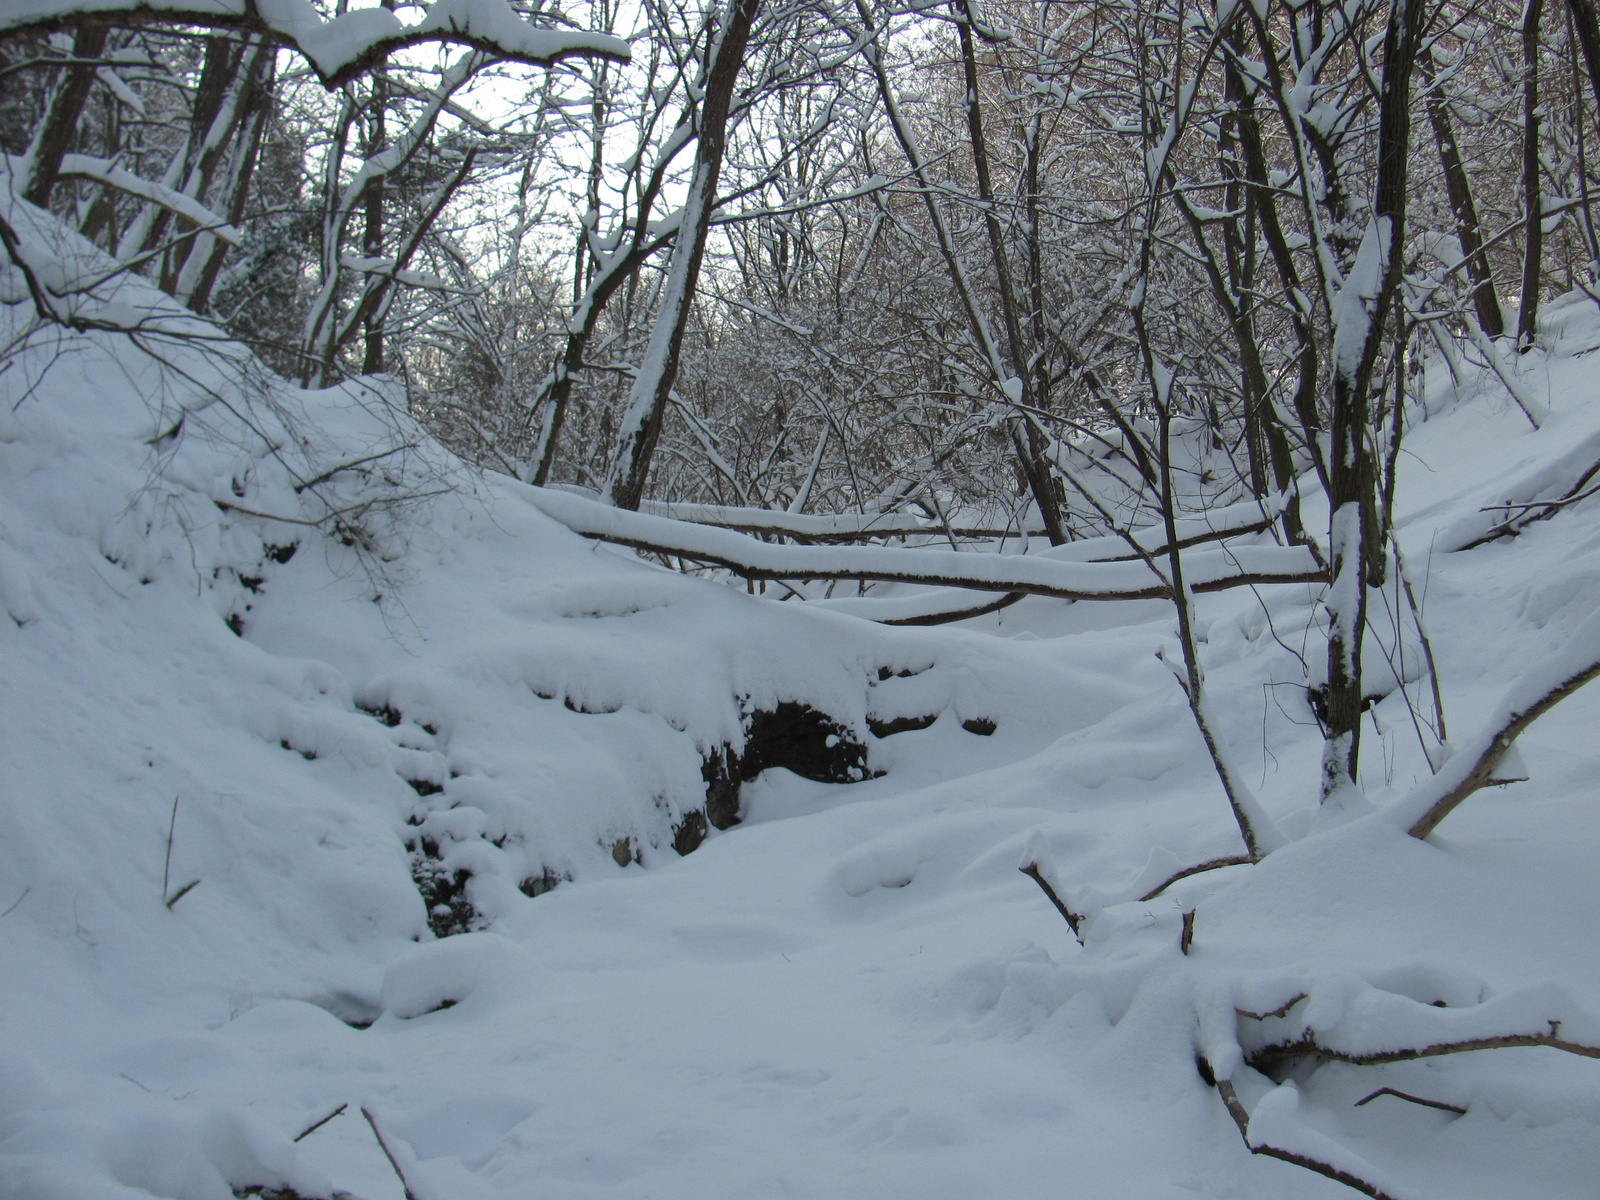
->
[1207,978,1600,1200]
[638,492,1281,548]
[811,588,1028,626]
[526,488,1326,604]
[57,154,241,245]
[0,0,631,88]
[1240,979,1600,1075]
[1386,608,1600,840]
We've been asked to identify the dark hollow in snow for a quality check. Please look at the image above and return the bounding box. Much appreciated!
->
[406,702,874,924]
[519,868,569,898]
[409,837,479,937]
[688,702,874,852]
[672,810,709,855]
[867,712,940,737]
[961,716,997,736]
[358,700,403,727]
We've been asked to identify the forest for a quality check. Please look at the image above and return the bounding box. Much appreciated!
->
[3,0,1600,1196]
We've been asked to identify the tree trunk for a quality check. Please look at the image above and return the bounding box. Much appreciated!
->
[23,26,108,209]
[185,51,275,314]
[1420,50,1503,336]
[1568,0,1600,125]
[955,2,1066,544]
[1519,0,1546,350]
[363,0,397,375]
[607,0,764,510]
[1319,0,1427,800]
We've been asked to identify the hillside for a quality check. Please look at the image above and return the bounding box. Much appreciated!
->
[4,231,1600,1198]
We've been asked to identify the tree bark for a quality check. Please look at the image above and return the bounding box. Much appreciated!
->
[1320,0,1427,799]
[1518,0,1546,350]
[607,0,765,510]
[1420,49,1503,336]
[22,26,108,209]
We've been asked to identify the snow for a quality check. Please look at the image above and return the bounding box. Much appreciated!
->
[5,205,1600,1200]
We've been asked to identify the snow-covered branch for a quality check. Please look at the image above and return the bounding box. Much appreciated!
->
[526,487,1326,602]
[56,154,241,245]
[0,0,630,88]
[1387,610,1600,839]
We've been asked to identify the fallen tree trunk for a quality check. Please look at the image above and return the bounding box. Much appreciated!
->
[526,487,1327,604]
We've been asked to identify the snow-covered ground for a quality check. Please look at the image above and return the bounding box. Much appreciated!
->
[4,222,1600,1199]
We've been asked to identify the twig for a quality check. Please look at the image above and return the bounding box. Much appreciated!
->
[1180,909,1195,955]
[1237,993,1307,1021]
[1458,454,1600,550]
[1,887,28,918]
[1139,854,1253,901]
[362,1107,421,1200]
[165,879,200,909]
[162,795,179,898]
[1354,1087,1466,1115]
[293,1102,348,1142]
[293,446,418,494]
[1395,544,1446,746]
[1018,861,1085,942]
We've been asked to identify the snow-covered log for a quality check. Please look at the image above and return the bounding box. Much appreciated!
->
[639,492,1280,547]
[526,487,1326,603]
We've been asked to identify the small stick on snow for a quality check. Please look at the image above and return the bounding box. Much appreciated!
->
[1354,1087,1466,1115]
[0,887,28,918]
[294,1102,348,1142]
[363,1106,421,1200]
[1018,861,1085,942]
[1180,909,1195,955]
[165,879,200,909]
[162,795,179,899]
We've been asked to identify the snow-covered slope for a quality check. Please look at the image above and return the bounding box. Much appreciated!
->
[4,228,1600,1198]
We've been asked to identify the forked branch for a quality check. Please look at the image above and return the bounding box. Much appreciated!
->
[1213,1078,1403,1200]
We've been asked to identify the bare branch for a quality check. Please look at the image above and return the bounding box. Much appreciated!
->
[1248,1020,1600,1075]
[527,489,1327,605]
[1018,861,1085,942]
[1138,854,1253,902]
[1213,1078,1404,1200]
[1398,651,1600,840]
[1354,1087,1465,1115]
